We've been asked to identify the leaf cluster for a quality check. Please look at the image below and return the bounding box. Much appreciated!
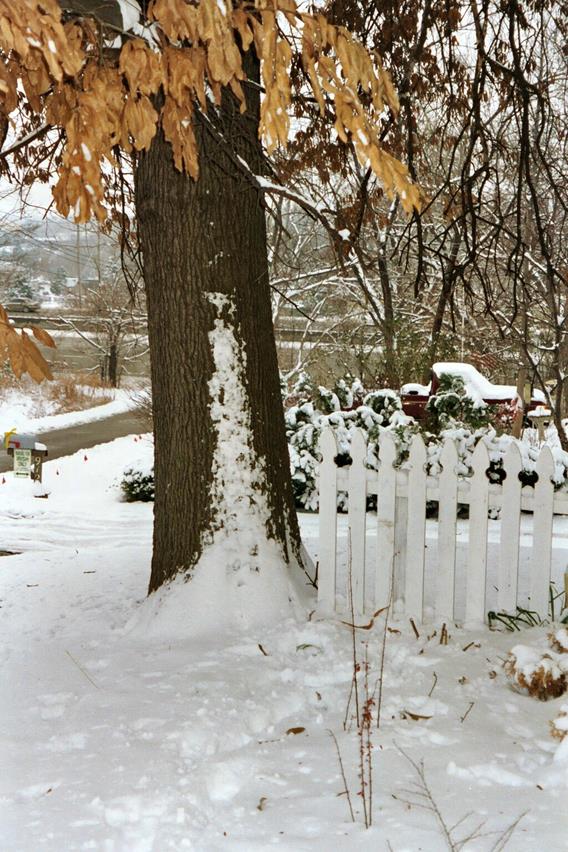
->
[0,303,56,382]
[0,0,421,224]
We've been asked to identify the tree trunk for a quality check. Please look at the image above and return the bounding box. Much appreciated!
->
[423,224,462,381]
[377,253,398,387]
[108,342,119,388]
[135,55,302,596]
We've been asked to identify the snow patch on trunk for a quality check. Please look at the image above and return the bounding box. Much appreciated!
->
[136,293,301,638]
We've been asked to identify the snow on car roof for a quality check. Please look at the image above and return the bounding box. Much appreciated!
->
[432,362,546,403]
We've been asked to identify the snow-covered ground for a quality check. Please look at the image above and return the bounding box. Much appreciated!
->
[1,437,567,851]
[0,386,135,436]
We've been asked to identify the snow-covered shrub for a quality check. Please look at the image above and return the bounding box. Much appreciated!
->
[426,372,491,431]
[285,373,568,512]
[285,379,418,511]
[121,464,155,502]
[425,422,568,490]
[423,372,568,486]
[334,377,365,410]
[504,644,568,701]
[286,400,326,511]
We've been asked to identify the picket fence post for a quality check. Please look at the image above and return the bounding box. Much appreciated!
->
[465,439,490,625]
[436,438,459,622]
[498,442,523,613]
[348,429,367,615]
[393,494,408,610]
[318,428,338,613]
[531,446,555,618]
[405,434,428,621]
[375,433,397,611]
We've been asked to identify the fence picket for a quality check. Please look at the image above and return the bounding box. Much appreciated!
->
[316,431,559,628]
[393,495,408,611]
[436,439,459,622]
[498,442,523,613]
[465,440,490,625]
[318,428,338,613]
[375,433,397,610]
[348,428,368,614]
[532,446,555,619]
[405,434,428,621]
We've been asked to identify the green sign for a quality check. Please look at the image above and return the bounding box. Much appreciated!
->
[13,448,32,478]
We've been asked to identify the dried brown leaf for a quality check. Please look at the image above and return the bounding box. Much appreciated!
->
[31,325,56,349]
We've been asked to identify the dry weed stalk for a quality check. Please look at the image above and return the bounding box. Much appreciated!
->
[129,386,153,431]
[327,730,355,823]
[0,372,113,418]
[394,745,527,851]
[341,534,359,732]
[358,643,374,828]
[338,534,395,826]
[340,533,384,828]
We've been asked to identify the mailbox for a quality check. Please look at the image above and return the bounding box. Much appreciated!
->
[6,432,40,451]
[4,431,48,482]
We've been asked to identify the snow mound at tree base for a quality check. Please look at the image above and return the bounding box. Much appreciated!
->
[130,539,306,640]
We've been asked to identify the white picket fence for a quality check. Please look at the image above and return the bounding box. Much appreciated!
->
[317,427,566,625]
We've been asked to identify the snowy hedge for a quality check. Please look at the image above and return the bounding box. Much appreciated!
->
[285,372,568,511]
[285,377,416,511]
[119,372,568,510]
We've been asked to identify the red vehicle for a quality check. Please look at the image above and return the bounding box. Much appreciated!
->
[400,362,546,421]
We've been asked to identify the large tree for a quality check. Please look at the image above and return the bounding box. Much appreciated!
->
[0,0,418,624]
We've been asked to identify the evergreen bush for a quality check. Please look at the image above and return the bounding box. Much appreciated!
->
[121,465,155,502]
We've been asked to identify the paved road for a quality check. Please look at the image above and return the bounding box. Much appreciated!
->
[0,411,145,473]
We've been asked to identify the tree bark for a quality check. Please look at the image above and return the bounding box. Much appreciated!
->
[108,342,118,388]
[377,253,398,387]
[423,224,462,380]
[135,55,301,594]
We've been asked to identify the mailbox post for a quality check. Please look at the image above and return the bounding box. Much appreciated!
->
[4,432,48,483]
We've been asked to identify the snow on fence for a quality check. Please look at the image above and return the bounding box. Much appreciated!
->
[317,427,566,625]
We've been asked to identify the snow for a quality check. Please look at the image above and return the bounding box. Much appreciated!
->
[117,0,141,31]
[133,294,301,639]
[433,362,547,403]
[401,381,430,395]
[553,705,568,734]
[0,435,567,850]
[0,388,134,436]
